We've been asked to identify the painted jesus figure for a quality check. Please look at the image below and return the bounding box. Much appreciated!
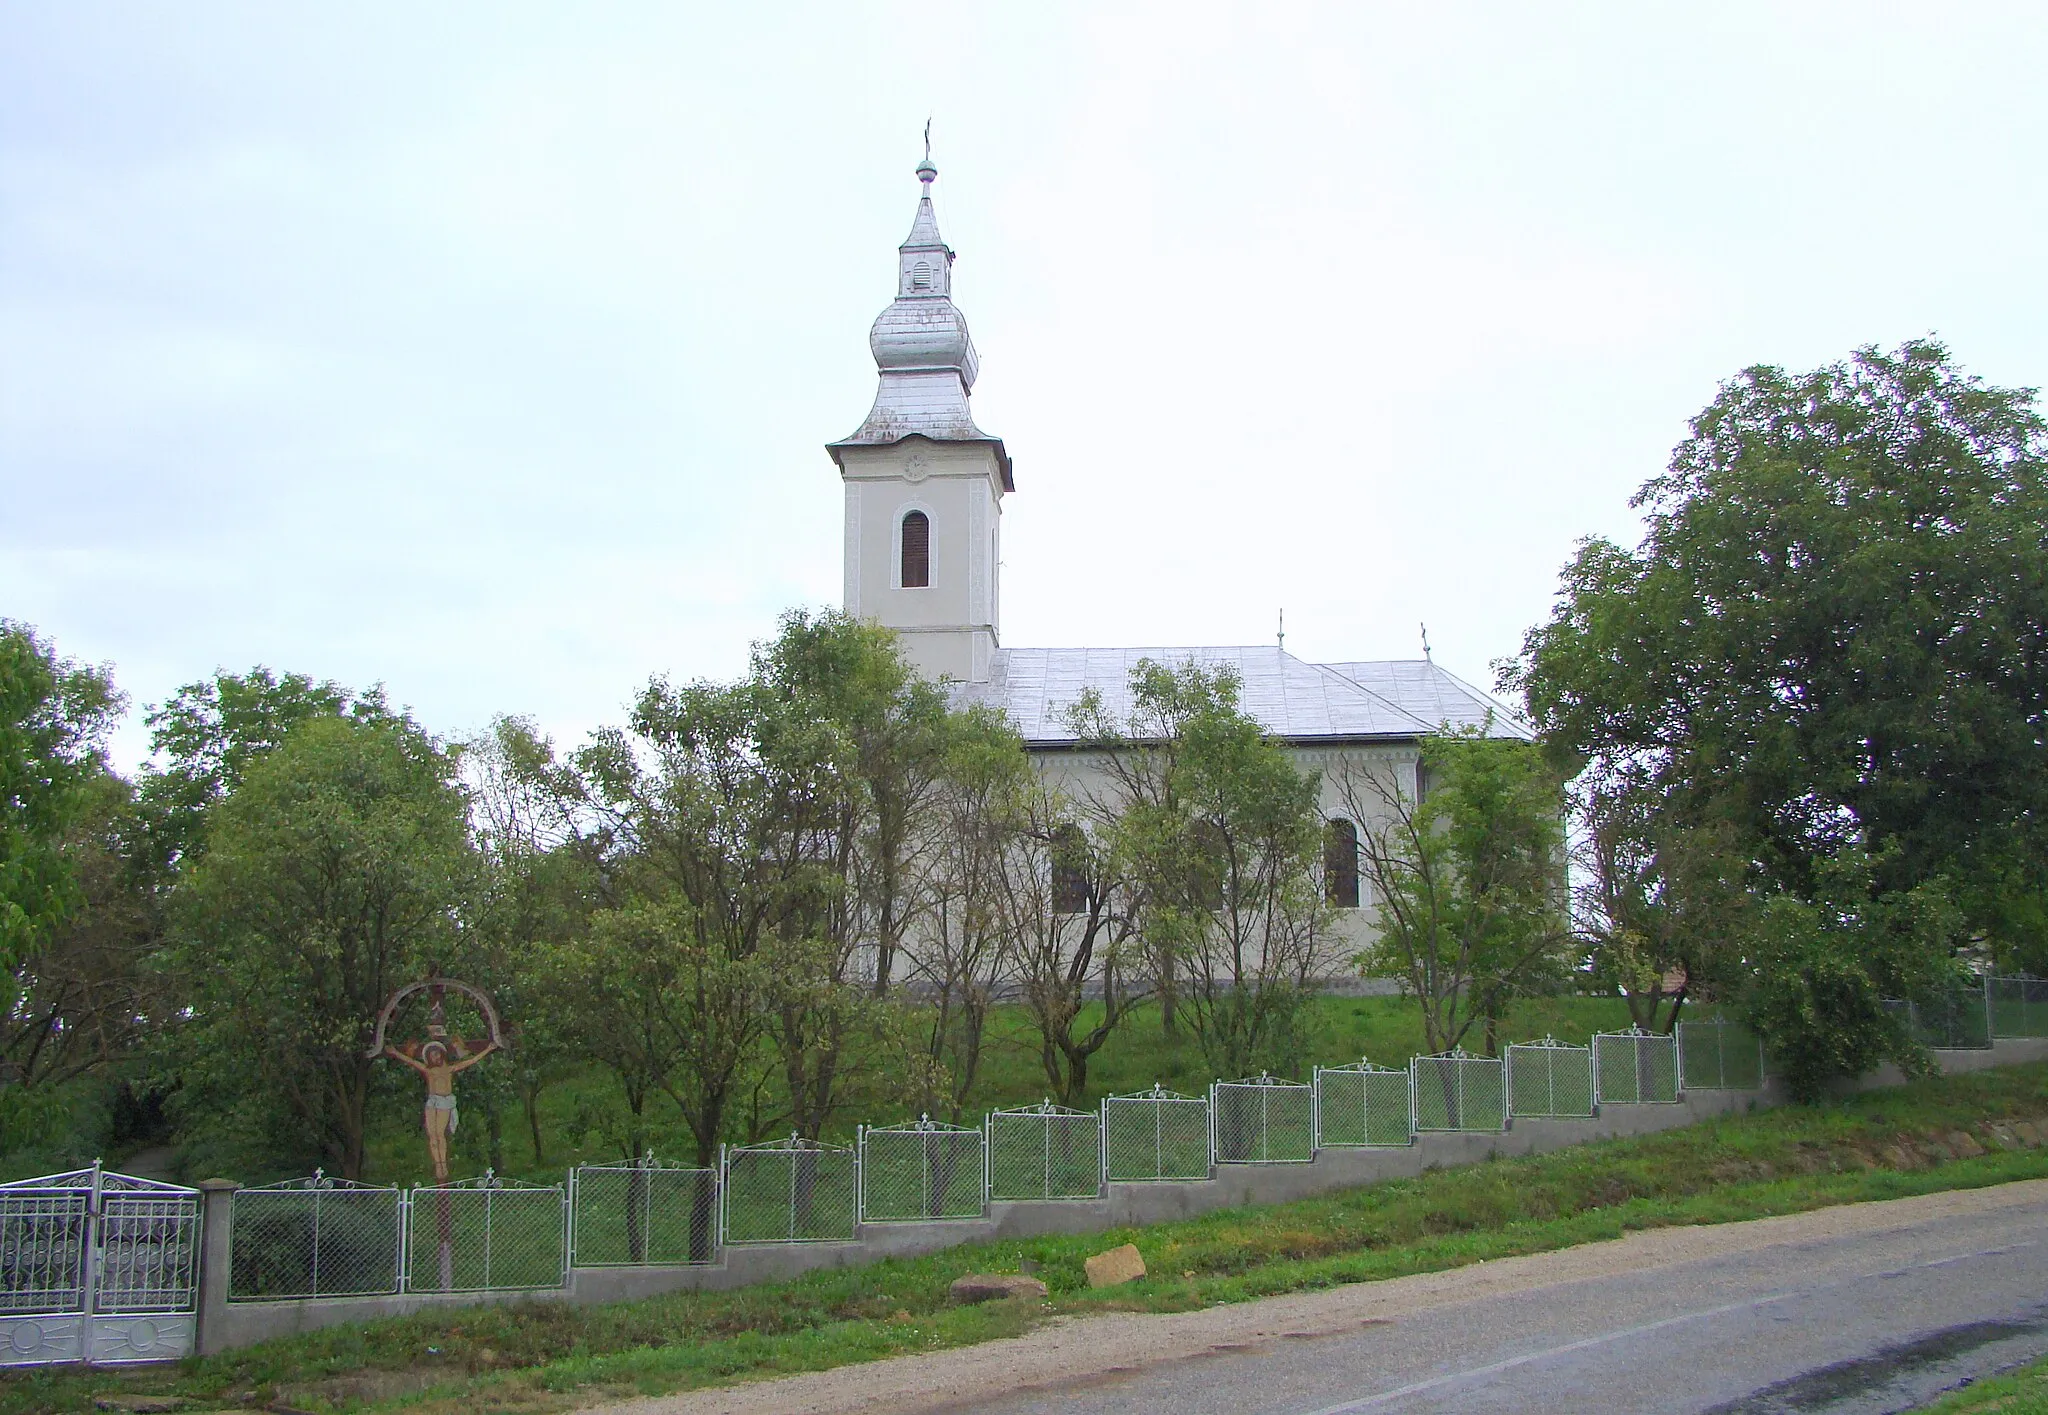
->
[384,1036,497,1184]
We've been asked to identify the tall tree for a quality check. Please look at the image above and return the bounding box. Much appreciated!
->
[166,713,474,1179]
[139,668,374,874]
[1078,660,1328,1080]
[1337,729,1570,1056]
[1507,340,2048,1085]
[0,622,122,972]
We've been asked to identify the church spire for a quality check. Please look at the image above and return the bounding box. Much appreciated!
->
[828,143,1012,491]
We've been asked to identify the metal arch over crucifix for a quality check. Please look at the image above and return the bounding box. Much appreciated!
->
[366,974,508,1187]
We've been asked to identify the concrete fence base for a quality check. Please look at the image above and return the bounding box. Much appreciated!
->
[203,1037,2048,1354]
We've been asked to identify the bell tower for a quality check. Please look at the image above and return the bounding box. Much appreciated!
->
[827,147,1012,683]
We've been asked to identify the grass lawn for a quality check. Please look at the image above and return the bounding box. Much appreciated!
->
[12,1061,2048,1415]
[353,993,1647,1187]
[1912,1354,2048,1412]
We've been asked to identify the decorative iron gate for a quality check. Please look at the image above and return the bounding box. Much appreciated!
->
[0,1164,200,1367]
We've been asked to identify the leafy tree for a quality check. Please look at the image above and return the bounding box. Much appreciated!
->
[999,784,1149,1107]
[0,766,161,1166]
[1339,729,1569,1056]
[911,708,1033,1120]
[1507,340,2048,1081]
[139,668,376,874]
[462,716,605,1168]
[0,621,122,972]
[1570,780,1753,1032]
[1079,660,1327,1080]
[166,713,474,1179]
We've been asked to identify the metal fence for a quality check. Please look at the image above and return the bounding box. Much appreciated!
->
[1313,1061,1414,1147]
[1101,1085,1212,1182]
[1593,1028,1681,1104]
[719,1136,857,1244]
[985,1102,1102,1201]
[1505,1038,1595,1118]
[0,1166,200,1367]
[403,1175,567,1294]
[1890,986,1994,1050]
[857,1118,985,1222]
[1411,1050,1507,1132]
[1990,976,2048,1039]
[569,1161,718,1266]
[1677,1017,1766,1091]
[1211,1075,1315,1163]
[229,1174,401,1300]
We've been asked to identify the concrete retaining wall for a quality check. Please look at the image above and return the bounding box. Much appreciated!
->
[202,1038,2048,1354]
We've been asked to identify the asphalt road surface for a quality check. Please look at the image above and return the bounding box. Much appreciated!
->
[951,1196,2048,1415]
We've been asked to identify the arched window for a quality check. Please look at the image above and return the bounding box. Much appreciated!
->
[1051,825,1089,915]
[1325,818,1360,908]
[900,511,930,588]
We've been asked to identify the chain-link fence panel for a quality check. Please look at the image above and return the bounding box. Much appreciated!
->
[1505,1039,1594,1118]
[230,1175,402,1300]
[1314,1062,1413,1147]
[1990,976,2048,1039]
[1593,1028,1681,1104]
[404,1175,566,1293]
[1211,1076,1315,1163]
[1101,1086,1212,1181]
[986,1103,1102,1201]
[1410,1051,1507,1132]
[570,1162,717,1266]
[720,1137,857,1244]
[1676,1017,1766,1091]
[858,1119,985,1221]
[1905,984,1993,1050]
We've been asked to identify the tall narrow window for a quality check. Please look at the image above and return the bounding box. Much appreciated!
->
[900,511,930,588]
[1051,825,1089,915]
[1325,818,1360,908]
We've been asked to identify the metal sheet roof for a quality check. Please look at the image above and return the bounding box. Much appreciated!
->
[953,648,1532,746]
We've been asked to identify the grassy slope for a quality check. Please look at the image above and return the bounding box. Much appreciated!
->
[1914,1358,2048,1413]
[13,1061,2048,1415]
[359,993,1645,1186]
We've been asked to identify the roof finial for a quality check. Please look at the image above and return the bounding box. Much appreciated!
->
[1277,608,1285,652]
[917,118,937,187]
[1420,622,1433,662]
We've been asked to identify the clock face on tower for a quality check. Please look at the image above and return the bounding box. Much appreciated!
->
[904,452,931,484]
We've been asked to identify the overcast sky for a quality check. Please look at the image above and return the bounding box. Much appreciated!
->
[5,3,2045,765]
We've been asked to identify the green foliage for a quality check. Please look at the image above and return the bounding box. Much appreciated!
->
[1342,728,1569,1054]
[1742,857,1968,1100]
[164,713,475,1179]
[139,667,379,874]
[1509,340,2048,1079]
[1079,659,1327,1079]
[0,621,121,972]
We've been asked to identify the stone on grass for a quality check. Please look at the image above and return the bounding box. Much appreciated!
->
[949,1273,1049,1304]
[1085,1243,1147,1289]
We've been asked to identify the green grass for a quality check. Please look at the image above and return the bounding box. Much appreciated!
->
[354,993,1646,1187]
[1911,1352,2048,1412]
[13,1060,2048,1415]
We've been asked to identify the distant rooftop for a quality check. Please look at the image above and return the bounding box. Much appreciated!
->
[952,647,1533,748]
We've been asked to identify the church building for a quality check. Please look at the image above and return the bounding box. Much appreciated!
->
[829,152,1529,957]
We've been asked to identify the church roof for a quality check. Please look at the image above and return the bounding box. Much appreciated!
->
[953,647,1533,748]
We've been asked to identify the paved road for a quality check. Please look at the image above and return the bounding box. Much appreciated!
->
[948,1200,2048,1415]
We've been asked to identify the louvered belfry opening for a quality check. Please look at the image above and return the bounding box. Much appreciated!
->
[901,511,930,588]
[1325,818,1360,908]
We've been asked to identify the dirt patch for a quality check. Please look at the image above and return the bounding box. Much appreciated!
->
[575,1179,2048,1415]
